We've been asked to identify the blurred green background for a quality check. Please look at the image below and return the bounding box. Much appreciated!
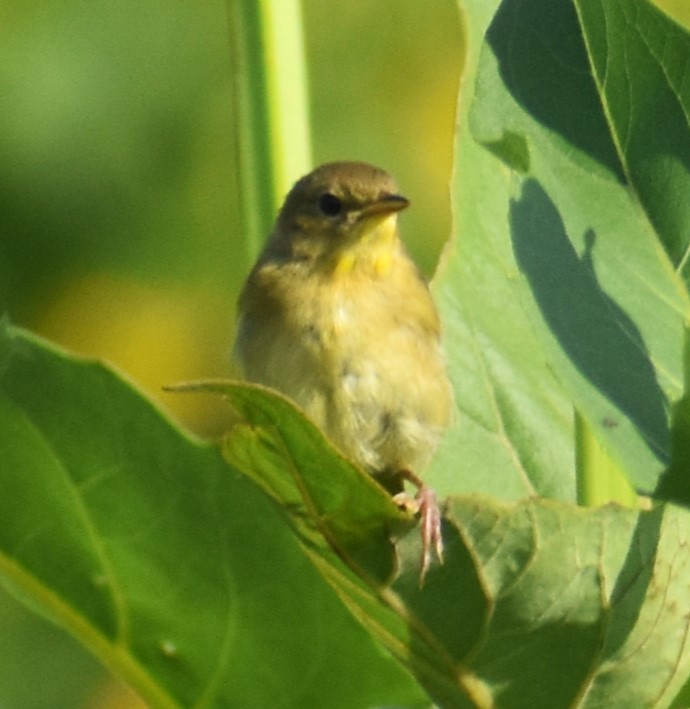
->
[1,0,688,706]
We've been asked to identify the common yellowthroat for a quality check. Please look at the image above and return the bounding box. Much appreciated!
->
[234,161,453,579]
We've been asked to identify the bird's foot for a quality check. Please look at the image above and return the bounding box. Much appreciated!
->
[393,469,444,586]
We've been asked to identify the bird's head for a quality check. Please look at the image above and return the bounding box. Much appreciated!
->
[271,161,410,277]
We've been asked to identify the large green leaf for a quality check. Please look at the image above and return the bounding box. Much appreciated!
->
[214,380,690,708]
[0,321,423,708]
[431,0,690,501]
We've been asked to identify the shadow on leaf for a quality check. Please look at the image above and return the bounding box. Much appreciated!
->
[509,179,669,475]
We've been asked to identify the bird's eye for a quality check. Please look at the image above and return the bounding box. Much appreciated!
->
[318,192,342,217]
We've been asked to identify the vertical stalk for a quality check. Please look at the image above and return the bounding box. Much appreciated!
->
[229,0,313,264]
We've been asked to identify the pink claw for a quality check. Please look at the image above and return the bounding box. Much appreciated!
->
[395,469,444,586]
[416,485,444,584]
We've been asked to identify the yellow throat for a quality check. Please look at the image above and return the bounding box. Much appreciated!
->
[333,212,399,278]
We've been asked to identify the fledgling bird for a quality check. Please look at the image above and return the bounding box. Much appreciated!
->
[233,161,454,580]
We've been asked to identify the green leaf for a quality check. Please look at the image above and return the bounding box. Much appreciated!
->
[436,497,690,708]
[213,381,690,707]
[575,0,690,271]
[168,379,413,586]
[0,321,424,708]
[431,0,690,501]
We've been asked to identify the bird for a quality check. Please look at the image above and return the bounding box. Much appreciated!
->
[233,161,454,581]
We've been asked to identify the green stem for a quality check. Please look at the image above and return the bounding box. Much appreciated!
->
[575,409,638,508]
[229,0,313,264]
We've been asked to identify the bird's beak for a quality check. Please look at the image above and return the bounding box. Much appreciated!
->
[360,193,410,218]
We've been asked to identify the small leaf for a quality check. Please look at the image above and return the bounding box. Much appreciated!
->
[171,379,413,586]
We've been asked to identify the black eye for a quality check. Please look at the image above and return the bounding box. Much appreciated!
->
[318,192,342,217]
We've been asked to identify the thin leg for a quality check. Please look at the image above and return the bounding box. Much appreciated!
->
[395,469,444,586]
